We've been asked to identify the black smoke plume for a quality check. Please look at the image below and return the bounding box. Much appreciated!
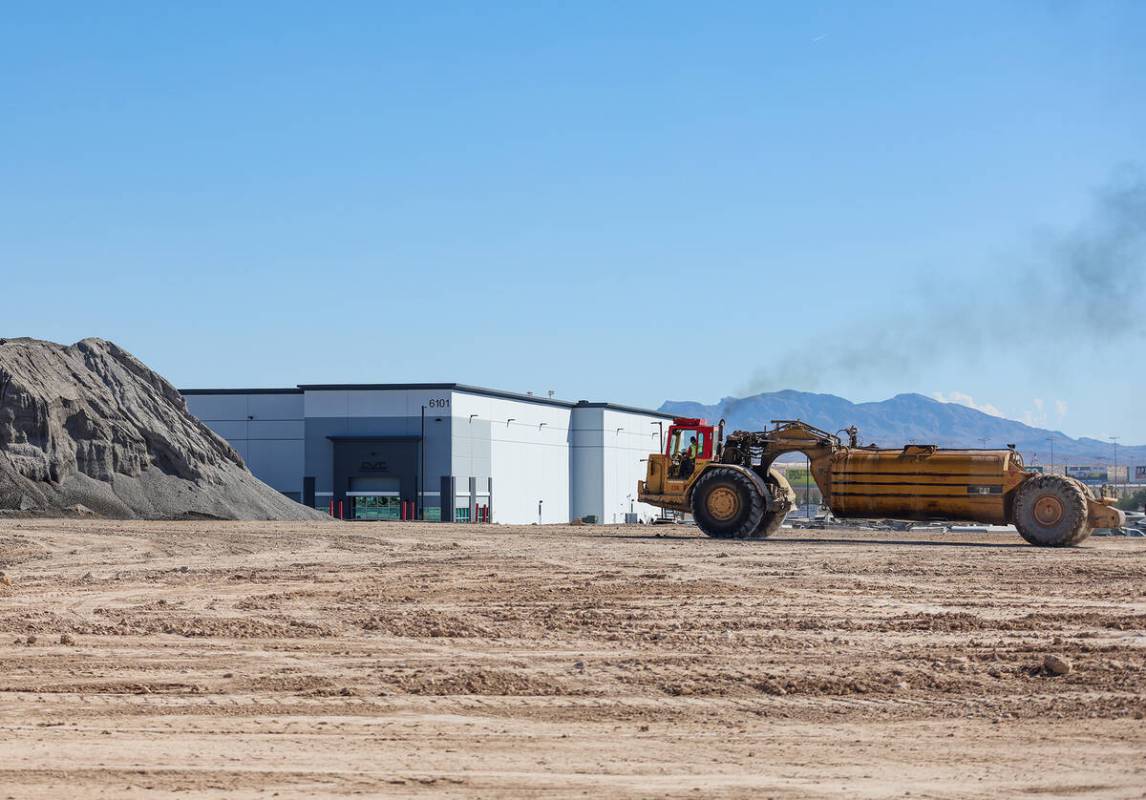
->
[742,166,1146,394]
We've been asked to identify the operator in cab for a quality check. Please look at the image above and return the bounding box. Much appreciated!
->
[678,435,699,479]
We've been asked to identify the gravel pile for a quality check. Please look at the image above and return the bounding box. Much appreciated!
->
[0,337,322,520]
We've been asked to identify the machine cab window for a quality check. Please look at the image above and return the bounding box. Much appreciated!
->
[669,429,707,460]
[665,419,714,480]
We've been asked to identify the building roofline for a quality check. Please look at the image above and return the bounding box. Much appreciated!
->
[574,401,676,419]
[295,382,581,410]
[181,382,673,418]
[327,435,422,442]
[180,387,302,395]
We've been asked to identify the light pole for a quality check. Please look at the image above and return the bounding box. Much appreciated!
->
[420,405,425,519]
[1110,436,1120,491]
[1045,437,1054,474]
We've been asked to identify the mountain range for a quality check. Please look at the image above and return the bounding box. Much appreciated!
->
[659,390,1146,469]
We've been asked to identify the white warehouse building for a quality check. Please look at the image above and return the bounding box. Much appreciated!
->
[181,383,674,525]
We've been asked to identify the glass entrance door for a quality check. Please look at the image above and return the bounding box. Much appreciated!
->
[352,494,401,520]
[348,477,402,521]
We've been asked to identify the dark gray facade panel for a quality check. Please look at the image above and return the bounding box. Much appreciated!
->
[305,416,452,496]
[245,439,305,493]
[440,475,456,523]
[331,437,420,518]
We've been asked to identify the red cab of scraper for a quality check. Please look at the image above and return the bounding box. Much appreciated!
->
[664,417,716,459]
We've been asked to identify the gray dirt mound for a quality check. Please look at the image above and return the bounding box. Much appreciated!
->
[0,337,323,520]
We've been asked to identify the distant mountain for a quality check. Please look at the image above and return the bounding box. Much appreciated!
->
[659,390,1146,468]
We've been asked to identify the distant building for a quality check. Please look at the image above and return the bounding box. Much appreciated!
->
[1065,465,1109,484]
[1065,464,1128,484]
[182,383,672,524]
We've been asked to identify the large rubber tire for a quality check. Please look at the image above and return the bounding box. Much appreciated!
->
[691,467,766,539]
[1062,478,1099,546]
[750,468,796,539]
[1013,474,1091,547]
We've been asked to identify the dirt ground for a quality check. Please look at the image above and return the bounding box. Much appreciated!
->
[0,519,1143,799]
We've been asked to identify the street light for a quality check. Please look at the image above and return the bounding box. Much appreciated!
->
[1044,437,1054,474]
[1111,436,1120,492]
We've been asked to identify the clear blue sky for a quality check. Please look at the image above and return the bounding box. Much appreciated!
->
[2,2,1144,442]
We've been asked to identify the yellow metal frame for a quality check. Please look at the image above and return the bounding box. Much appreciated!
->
[638,453,715,512]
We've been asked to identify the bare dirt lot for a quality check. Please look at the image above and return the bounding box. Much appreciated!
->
[0,519,1143,798]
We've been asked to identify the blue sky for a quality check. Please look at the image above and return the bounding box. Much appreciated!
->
[2,2,1144,442]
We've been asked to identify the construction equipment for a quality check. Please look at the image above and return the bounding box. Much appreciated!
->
[637,418,1125,546]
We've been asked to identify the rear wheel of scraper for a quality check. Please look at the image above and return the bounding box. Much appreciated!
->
[750,468,795,539]
[1062,478,1097,546]
[1013,474,1089,547]
[691,467,765,539]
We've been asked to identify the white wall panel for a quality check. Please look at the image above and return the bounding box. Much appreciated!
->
[347,390,409,418]
[185,395,248,421]
[454,391,574,524]
[600,409,666,523]
[247,393,304,420]
[247,420,305,440]
[488,434,571,524]
[304,391,349,418]
[205,420,248,441]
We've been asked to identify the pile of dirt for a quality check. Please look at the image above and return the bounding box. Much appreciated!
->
[0,337,321,520]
